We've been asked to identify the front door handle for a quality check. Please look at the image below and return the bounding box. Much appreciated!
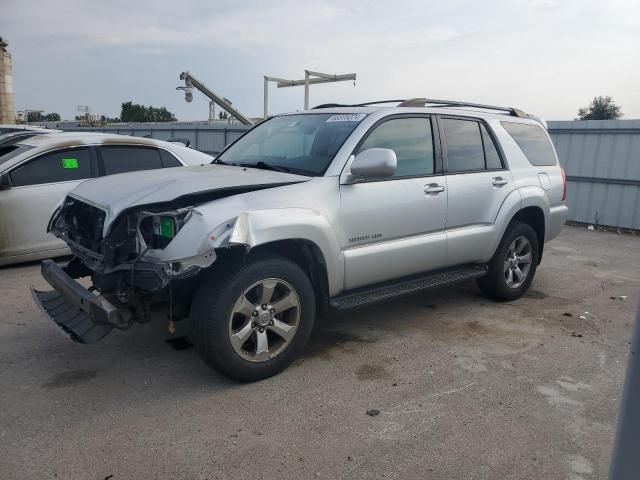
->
[492,177,508,187]
[424,183,445,194]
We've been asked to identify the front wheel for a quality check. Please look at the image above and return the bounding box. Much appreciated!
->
[477,222,539,301]
[190,255,316,381]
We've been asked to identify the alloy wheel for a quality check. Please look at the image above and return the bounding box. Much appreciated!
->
[228,278,301,362]
[504,236,533,289]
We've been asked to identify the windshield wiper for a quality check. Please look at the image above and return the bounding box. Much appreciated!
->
[239,161,291,173]
[214,159,237,166]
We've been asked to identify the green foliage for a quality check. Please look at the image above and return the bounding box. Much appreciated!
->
[99,115,120,124]
[26,112,43,122]
[26,112,60,122]
[577,96,622,120]
[120,101,177,122]
[43,112,61,121]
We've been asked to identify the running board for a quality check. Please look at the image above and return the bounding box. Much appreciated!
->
[330,265,487,311]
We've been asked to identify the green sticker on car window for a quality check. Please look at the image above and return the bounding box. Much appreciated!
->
[61,158,79,169]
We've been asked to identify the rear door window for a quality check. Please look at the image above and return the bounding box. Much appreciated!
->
[442,119,485,172]
[501,122,556,166]
[100,146,165,175]
[9,147,93,186]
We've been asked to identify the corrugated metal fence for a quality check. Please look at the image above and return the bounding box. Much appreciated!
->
[66,119,640,230]
[68,123,250,156]
[548,120,640,230]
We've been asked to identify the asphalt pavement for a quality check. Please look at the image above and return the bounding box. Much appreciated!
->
[1,226,638,479]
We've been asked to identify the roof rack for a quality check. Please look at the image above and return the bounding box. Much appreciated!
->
[312,98,527,118]
[312,100,406,109]
[398,98,527,118]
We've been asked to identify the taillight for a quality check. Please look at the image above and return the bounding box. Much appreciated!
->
[560,167,567,201]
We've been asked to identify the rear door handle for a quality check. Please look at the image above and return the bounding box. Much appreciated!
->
[424,184,445,194]
[492,177,508,187]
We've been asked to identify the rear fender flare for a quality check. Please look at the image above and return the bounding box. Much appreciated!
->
[486,186,549,260]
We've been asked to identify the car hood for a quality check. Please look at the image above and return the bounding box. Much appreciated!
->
[68,164,310,226]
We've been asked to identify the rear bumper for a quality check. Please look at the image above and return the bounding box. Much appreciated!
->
[547,203,569,241]
[31,259,132,344]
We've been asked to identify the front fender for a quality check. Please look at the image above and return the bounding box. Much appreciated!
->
[226,208,344,296]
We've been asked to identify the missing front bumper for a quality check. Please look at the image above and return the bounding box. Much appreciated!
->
[31,260,132,344]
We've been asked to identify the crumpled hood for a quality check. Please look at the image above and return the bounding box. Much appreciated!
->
[68,163,310,227]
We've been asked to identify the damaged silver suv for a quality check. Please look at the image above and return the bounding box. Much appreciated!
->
[32,99,568,381]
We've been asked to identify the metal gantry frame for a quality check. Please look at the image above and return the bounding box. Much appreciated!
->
[263,70,356,118]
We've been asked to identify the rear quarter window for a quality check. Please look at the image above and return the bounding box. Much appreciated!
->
[501,121,557,166]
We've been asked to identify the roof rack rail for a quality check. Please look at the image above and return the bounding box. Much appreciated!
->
[312,98,528,119]
[312,100,406,109]
[397,98,527,118]
[312,103,351,109]
[353,99,407,107]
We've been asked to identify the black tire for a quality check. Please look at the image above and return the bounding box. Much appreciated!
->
[477,222,540,301]
[190,254,316,381]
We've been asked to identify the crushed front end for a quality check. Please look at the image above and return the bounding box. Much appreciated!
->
[32,195,224,343]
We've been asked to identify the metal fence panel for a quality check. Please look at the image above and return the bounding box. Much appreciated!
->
[66,124,251,155]
[548,120,640,230]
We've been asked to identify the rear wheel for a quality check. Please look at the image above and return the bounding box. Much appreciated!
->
[190,255,316,381]
[477,222,539,301]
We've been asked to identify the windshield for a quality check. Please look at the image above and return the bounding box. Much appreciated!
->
[216,113,366,176]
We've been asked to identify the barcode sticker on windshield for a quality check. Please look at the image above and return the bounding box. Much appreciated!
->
[326,114,367,122]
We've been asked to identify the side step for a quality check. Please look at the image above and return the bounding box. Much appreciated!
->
[330,265,487,311]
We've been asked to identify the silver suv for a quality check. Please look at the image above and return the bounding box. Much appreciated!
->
[32,99,568,381]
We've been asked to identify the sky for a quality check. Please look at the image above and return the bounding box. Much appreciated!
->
[1,0,638,121]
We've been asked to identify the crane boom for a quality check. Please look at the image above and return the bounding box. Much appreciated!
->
[178,71,254,125]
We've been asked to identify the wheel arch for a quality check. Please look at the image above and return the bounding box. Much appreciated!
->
[248,239,330,314]
[489,187,549,265]
[215,208,343,305]
[511,206,545,263]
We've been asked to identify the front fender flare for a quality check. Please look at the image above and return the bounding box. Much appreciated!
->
[227,209,344,296]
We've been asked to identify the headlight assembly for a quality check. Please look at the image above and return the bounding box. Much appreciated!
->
[136,208,192,250]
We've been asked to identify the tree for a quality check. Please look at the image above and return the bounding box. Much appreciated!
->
[99,115,120,124]
[26,111,43,122]
[43,112,61,121]
[577,96,622,120]
[120,101,177,122]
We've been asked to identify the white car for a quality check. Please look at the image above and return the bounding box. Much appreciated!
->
[0,132,214,266]
[0,124,58,135]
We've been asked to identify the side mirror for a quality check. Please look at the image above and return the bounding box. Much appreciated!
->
[347,148,397,181]
[0,173,10,190]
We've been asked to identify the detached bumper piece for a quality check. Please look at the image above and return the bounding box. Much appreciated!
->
[31,260,131,344]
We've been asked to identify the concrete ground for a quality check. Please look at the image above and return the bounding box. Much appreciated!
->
[0,226,638,480]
